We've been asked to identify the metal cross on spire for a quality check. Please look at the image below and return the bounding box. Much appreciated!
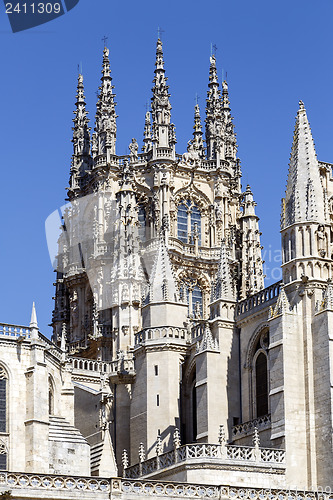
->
[157,26,165,39]
[102,35,108,46]
[195,94,200,105]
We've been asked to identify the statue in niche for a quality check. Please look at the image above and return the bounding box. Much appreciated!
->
[316,225,326,257]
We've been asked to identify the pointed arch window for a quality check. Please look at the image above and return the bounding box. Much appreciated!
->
[251,329,269,419]
[255,353,268,417]
[0,441,7,471]
[177,200,201,245]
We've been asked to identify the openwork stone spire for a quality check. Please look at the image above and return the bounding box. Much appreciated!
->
[282,101,325,228]
[213,239,235,301]
[151,39,176,157]
[92,46,117,158]
[205,55,222,160]
[149,236,178,303]
[69,74,91,193]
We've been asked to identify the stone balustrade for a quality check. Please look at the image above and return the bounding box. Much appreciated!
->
[0,472,328,499]
[124,442,286,480]
[0,323,31,339]
[232,414,271,438]
[168,237,220,260]
[69,353,135,378]
[236,281,282,317]
[135,327,189,346]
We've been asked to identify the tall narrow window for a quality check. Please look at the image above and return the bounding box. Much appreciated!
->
[192,285,202,317]
[0,368,7,433]
[177,202,189,243]
[256,353,268,417]
[177,200,201,245]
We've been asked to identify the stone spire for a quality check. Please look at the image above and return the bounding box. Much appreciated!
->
[282,101,325,228]
[69,73,92,194]
[213,239,235,301]
[151,39,176,158]
[92,46,117,159]
[149,236,178,303]
[239,185,265,298]
[142,111,152,153]
[205,55,222,160]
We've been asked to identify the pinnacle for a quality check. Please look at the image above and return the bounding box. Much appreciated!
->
[282,101,325,227]
[149,237,178,303]
[30,302,38,329]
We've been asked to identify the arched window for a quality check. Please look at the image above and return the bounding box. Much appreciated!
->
[0,367,7,433]
[250,328,269,418]
[192,285,202,318]
[255,353,268,417]
[177,200,201,245]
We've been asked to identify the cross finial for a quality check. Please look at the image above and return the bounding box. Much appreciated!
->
[145,101,149,112]
[102,35,108,47]
[157,26,165,39]
[195,94,200,106]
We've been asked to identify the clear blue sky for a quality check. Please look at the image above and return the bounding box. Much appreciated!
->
[1,0,332,337]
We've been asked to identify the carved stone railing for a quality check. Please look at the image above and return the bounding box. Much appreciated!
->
[135,327,189,346]
[0,323,31,339]
[69,357,111,374]
[232,414,271,438]
[69,353,135,379]
[124,443,286,479]
[235,281,282,317]
[0,473,328,499]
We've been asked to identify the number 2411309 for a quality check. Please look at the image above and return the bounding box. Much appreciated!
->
[5,3,62,14]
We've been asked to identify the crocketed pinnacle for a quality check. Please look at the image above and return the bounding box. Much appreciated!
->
[193,104,204,152]
[213,239,235,301]
[282,101,325,228]
[221,80,237,159]
[151,39,171,126]
[142,111,152,153]
[149,236,178,303]
[72,73,91,156]
[93,46,117,156]
[150,39,176,153]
